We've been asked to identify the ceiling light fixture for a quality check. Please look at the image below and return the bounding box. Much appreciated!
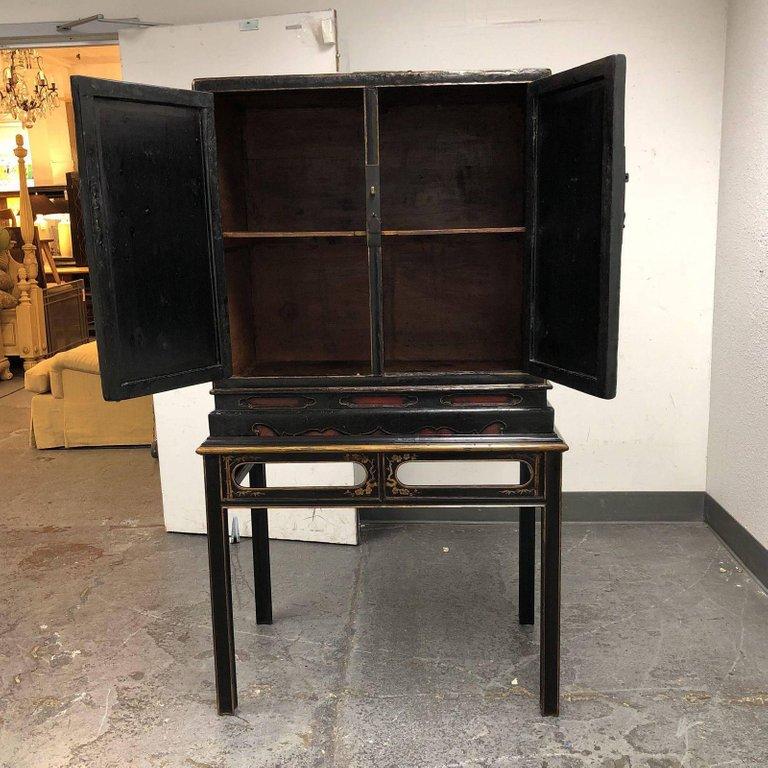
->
[1,49,59,128]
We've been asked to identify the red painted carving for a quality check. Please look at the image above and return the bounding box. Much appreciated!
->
[441,394,522,407]
[252,422,506,438]
[417,427,457,436]
[300,428,343,437]
[340,394,417,408]
[416,422,505,437]
[243,395,316,409]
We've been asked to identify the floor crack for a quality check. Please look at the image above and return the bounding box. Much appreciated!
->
[321,532,368,767]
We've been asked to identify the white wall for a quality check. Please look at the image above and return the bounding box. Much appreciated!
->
[707,0,768,548]
[6,0,728,494]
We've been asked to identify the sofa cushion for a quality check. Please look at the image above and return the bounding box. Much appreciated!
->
[52,341,100,375]
[24,357,54,394]
[49,341,99,399]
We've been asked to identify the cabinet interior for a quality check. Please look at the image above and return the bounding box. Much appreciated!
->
[379,84,526,231]
[382,234,524,373]
[216,88,366,233]
[214,83,528,378]
[225,238,371,377]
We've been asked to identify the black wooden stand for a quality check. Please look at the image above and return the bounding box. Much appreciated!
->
[199,435,566,717]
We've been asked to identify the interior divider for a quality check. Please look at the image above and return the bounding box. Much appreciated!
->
[365,86,384,374]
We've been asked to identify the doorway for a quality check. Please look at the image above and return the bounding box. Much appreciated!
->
[0,44,122,337]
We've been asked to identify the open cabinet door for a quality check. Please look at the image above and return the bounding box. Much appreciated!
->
[71,76,230,401]
[117,13,357,544]
[525,55,625,399]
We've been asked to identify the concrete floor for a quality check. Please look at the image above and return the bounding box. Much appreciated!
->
[1,383,767,767]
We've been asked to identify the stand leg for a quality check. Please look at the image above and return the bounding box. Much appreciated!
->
[204,455,238,715]
[518,461,536,624]
[518,508,536,623]
[540,452,562,716]
[249,464,273,625]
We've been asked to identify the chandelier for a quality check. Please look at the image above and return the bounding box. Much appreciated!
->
[1,49,59,128]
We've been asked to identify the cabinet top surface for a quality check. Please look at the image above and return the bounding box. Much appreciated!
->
[193,69,551,92]
[212,373,551,393]
[197,434,568,454]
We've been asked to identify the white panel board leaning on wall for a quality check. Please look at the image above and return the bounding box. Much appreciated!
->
[119,11,360,545]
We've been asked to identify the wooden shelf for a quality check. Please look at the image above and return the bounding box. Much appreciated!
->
[224,230,366,239]
[223,228,525,240]
[235,360,372,377]
[382,227,525,236]
[384,360,520,374]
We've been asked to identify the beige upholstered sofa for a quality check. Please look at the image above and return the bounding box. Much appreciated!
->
[24,341,154,448]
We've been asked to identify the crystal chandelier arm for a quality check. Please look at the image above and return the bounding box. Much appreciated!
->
[1,48,59,127]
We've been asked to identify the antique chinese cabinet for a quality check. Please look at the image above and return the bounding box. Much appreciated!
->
[71,55,626,717]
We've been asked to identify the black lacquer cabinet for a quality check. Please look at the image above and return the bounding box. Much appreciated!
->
[71,57,624,406]
[70,58,626,717]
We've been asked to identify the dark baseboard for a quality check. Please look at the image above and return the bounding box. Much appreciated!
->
[359,492,767,590]
[563,492,704,522]
[360,491,705,524]
[359,491,768,586]
[704,494,768,590]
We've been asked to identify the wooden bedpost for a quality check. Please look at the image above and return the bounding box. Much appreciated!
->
[13,134,47,369]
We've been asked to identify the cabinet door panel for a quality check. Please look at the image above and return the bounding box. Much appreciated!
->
[71,77,230,401]
[525,55,625,398]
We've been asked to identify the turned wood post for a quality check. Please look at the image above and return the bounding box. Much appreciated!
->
[0,225,11,379]
[14,135,37,283]
[13,134,47,367]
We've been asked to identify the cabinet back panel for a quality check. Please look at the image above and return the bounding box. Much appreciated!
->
[215,89,365,232]
[215,96,248,232]
[382,234,523,372]
[224,245,257,376]
[379,85,526,230]
[225,238,371,377]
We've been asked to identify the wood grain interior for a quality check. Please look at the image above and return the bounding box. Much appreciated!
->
[217,83,528,379]
[214,95,248,232]
[225,238,372,377]
[382,234,524,373]
[215,89,366,233]
[379,84,527,230]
